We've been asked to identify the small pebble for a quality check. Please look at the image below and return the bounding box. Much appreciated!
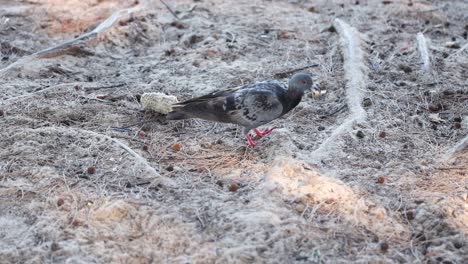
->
[142,145,149,151]
[377,176,385,184]
[165,48,175,56]
[428,104,441,112]
[277,31,290,39]
[307,6,317,13]
[51,242,60,251]
[72,219,82,227]
[356,130,365,138]
[405,210,415,220]
[172,143,181,151]
[378,131,386,138]
[138,130,146,137]
[87,166,96,174]
[454,122,461,129]
[380,242,389,253]
[362,98,372,107]
[57,198,64,207]
[296,203,306,213]
[170,21,186,29]
[454,117,462,122]
[0,109,4,116]
[228,183,240,192]
[166,165,174,172]
[453,240,464,249]
[135,94,141,103]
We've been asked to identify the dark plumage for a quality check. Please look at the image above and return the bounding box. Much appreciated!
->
[167,72,315,147]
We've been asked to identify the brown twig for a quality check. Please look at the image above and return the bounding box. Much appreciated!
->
[82,83,127,91]
[435,167,466,170]
[274,64,319,78]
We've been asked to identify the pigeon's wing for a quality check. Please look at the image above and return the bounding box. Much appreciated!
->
[175,87,242,105]
[227,88,284,127]
[168,81,286,126]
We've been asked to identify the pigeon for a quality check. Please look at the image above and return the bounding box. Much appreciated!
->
[167,72,315,147]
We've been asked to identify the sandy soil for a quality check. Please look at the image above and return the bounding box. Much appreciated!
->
[0,0,467,263]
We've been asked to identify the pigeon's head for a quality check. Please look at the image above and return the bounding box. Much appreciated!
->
[288,72,314,94]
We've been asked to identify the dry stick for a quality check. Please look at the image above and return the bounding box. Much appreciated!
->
[311,19,367,159]
[444,135,468,160]
[83,83,127,90]
[416,32,431,73]
[33,126,175,187]
[0,5,142,77]
[455,42,468,54]
[274,64,319,78]
[160,0,179,19]
[447,41,468,59]
[1,82,127,106]
[1,82,83,105]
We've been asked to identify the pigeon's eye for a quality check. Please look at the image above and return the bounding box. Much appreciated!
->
[300,80,306,84]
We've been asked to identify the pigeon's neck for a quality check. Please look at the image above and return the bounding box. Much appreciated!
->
[282,89,304,114]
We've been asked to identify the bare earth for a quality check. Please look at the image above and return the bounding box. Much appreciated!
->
[0,0,467,263]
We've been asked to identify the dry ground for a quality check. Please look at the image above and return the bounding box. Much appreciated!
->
[0,0,467,263]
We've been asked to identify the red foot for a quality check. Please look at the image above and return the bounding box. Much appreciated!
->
[252,127,276,140]
[245,134,256,148]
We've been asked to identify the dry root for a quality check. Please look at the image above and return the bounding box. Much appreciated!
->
[443,135,468,161]
[416,32,431,73]
[34,126,175,188]
[312,19,368,159]
[0,5,142,77]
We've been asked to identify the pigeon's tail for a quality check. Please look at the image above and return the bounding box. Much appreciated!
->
[166,110,189,120]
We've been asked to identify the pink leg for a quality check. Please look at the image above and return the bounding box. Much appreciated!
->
[252,127,276,140]
[245,134,256,148]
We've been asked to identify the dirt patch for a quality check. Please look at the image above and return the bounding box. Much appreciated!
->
[1,0,467,263]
